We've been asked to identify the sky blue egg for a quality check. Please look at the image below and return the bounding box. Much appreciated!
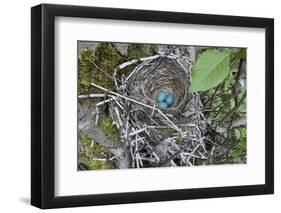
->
[159,101,168,109]
[165,94,174,106]
[157,91,167,103]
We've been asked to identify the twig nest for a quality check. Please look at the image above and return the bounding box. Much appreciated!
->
[127,56,192,120]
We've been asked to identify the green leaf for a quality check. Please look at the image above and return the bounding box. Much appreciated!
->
[190,49,230,92]
[234,129,241,140]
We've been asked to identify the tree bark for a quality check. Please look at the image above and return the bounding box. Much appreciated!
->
[78,103,130,168]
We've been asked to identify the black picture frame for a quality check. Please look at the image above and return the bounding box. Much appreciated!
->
[31,3,274,209]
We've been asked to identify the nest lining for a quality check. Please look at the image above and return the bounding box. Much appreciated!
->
[128,56,191,119]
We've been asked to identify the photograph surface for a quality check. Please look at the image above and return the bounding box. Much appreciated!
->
[78,41,247,170]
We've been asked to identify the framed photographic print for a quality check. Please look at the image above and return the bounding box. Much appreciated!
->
[31,3,274,209]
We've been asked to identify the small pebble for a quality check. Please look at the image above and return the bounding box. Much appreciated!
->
[159,101,168,109]
[165,94,174,106]
[157,91,167,103]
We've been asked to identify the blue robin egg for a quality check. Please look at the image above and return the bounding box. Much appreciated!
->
[165,94,174,106]
[157,91,167,103]
[159,101,168,110]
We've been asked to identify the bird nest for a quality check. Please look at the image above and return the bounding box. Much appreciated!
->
[128,56,190,116]
[88,51,210,168]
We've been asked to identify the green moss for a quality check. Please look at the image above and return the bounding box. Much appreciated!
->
[78,43,124,95]
[118,64,135,78]
[127,43,156,60]
[79,132,116,170]
[78,116,121,170]
[98,117,120,143]
[88,160,113,170]
[78,43,157,96]
[95,43,124,74]
[78,49,96,95]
